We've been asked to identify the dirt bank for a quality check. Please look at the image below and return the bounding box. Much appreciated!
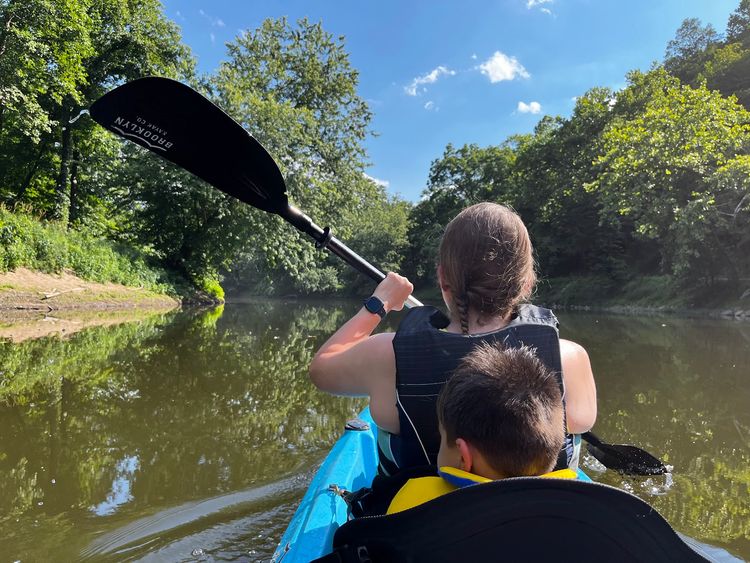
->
[0,268,179,341]
[0,268,179,310]
[0,268,178,312]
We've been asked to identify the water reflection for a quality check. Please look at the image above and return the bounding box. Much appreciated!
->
[0,301,364,561]
[0,305,747,561]
[560,313,750,557]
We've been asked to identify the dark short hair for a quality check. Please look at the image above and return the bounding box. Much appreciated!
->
[437,342,564,477]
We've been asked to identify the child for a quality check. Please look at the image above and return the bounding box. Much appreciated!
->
[309,202,596,474]
[387,342,575,514]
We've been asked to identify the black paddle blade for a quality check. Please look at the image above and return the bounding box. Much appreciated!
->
[586,443,667,476]
[584,435,668,476]
[90,76,288,214]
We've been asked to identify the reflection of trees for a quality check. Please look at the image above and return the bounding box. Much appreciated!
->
[561,313,750,551]
[0,302,364,560]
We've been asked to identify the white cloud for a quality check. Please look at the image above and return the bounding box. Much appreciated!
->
[199,9,225,27]
[527,0,554,15]
[405,66,456,96]
[424,101,436,111]
[364,173,390,188]
[478,52,530,83]
[471,53,478,60]
[517,101,542,114]
[210,33,216,43]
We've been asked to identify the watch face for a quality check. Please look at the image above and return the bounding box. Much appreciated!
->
[365,296,385,316]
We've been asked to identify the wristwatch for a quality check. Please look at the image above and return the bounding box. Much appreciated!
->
[363,295,387,319]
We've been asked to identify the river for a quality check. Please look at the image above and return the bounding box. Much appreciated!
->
[0,301,748,561]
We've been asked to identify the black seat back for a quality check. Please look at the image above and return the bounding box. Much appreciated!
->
[317,477,712,563]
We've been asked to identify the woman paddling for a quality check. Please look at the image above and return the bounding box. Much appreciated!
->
[309,202,597,475]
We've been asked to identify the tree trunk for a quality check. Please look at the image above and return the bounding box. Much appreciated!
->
[55,118,73,228]
[14,138,48,204]
[0,7,15,60]
[0,7,14,139]
[69,149,80,224]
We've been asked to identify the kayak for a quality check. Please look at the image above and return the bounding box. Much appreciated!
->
[271,408,591,562]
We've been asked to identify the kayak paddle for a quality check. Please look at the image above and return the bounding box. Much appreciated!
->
[90,78,668,477]
[89,76,422,308]
[582,431,667,475]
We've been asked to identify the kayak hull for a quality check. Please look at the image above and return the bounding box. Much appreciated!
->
[272,409,379,562]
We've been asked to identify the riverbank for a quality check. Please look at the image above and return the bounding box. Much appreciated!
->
[409,275,750,321]
[0,268,179,312]
[0,268,181,341]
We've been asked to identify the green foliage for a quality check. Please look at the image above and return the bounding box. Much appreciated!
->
[2,2,750,301]
[0,206,173,291]
[211,17,395,294]
[340,182,412,295]
[589,69,750,284]
[0,0,194,228]
[195,275,225,302]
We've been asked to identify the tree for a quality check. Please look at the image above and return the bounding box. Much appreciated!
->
[664,18,721,84]
[727,0,750,43]
[511,88,627,279]
[340,181,411,295]
[210,18,379,292]
[0,0,194,228]
[588,69,750,284]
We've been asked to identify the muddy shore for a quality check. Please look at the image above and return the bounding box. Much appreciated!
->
[0,268,179,341]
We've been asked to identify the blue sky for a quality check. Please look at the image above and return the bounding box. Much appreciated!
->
[161,0,739,202]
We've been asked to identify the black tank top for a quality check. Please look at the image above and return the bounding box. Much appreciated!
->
[378,304,575,475]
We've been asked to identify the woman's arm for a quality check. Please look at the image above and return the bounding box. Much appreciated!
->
[308,273,413,434]
[559,338,597,434]
[309,271,413,393]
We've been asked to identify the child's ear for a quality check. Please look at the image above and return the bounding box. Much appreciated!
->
[456,438,473,473]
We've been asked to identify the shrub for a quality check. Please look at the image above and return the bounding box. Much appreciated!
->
[0,206,174,294]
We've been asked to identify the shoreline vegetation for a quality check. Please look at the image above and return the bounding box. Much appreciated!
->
[2,5,749,317]
[1,268,747,344]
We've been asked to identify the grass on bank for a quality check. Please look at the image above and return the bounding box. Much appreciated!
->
[535,275,747,312]
[415,274,747,313]
[0,207,176,295]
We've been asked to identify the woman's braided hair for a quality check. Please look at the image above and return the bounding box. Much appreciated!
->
[438,203,536,334]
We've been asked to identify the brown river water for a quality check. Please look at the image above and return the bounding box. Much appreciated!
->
[0,301,748,561]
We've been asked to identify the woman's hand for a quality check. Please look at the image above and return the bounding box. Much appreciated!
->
[372,272,414,313]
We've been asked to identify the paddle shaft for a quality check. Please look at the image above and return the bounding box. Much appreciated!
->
[282,205,423,308]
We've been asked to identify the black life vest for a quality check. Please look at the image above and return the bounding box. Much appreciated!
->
[378,304,576,475]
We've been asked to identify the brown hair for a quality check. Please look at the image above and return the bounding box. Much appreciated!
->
[437,342,564,478]
[438,202,536,334]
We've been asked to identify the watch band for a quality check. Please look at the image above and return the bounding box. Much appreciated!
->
[363,295,387,318]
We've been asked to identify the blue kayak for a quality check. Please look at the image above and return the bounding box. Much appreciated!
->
[271,408,591,562]
[271,408,379,562]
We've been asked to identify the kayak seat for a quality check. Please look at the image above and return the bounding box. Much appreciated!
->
[313,476,711,563]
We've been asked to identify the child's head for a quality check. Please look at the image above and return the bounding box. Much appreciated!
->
[438,202,536,333]
[436,342,564,479]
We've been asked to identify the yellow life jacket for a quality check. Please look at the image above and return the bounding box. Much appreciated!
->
[387,466,578,515]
